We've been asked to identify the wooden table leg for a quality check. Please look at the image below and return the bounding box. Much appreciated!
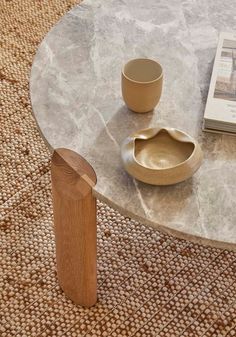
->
[51,148,97,307]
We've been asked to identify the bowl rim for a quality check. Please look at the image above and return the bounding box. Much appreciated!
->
[122,127,200,172]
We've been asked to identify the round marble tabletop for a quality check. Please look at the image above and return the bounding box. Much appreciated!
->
[30,0,236,250]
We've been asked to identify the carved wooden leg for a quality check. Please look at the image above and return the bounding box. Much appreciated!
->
[51,148,97,307]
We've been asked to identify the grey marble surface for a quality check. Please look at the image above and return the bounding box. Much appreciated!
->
[30,0,236,249]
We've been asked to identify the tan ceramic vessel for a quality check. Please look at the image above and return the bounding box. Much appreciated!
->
[122,58,163,113]
[121,127,203,185]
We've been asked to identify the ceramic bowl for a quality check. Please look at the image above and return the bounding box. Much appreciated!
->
[121,127,203,185]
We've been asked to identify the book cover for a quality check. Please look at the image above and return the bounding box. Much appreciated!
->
[203,32,236,134]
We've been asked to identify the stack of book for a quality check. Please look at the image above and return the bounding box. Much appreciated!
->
[203,32,236,135]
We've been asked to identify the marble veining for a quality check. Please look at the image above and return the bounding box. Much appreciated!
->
[30,0,236,249]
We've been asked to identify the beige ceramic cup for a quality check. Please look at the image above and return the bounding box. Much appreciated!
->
[122,58,163,113]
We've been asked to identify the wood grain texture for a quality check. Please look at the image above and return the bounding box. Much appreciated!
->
[51,148,97,307]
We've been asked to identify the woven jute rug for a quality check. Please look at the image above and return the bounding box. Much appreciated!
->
[1,1,236,336]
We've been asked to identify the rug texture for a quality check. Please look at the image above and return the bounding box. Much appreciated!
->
[1,1,236,336]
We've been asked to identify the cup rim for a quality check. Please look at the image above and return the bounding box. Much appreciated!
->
[122,58,163,84]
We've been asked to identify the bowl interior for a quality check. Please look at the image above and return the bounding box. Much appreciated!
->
[134,130,194,169]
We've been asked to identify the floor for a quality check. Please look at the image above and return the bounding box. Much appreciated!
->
[1,1,236,336]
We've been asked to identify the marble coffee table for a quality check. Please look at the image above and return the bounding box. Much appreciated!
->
[30,0,236,305]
